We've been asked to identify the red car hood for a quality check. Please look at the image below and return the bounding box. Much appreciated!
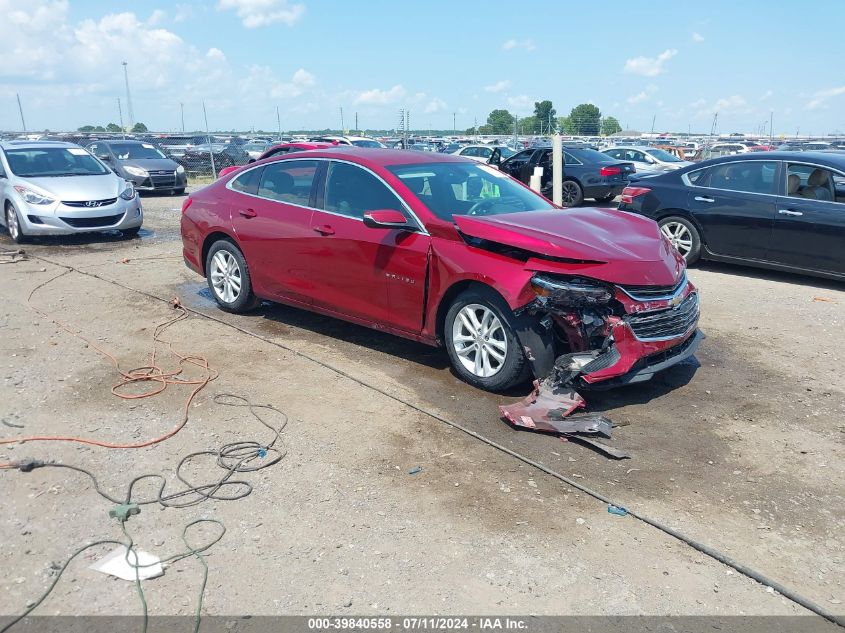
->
[453,208,684,286]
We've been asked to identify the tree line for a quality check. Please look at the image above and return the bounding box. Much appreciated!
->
[469,101,622,137]
[77,122,149,133]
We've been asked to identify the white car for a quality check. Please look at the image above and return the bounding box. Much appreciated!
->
[601,146,692,173]
[451,144,515,163]
[310,135,386,148]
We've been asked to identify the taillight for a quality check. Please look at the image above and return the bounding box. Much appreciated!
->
[181,197,193,214]
[600,166,622,177]
[620,187,651,205]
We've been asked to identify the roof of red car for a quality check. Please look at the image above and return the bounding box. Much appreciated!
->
[269,147,468,166]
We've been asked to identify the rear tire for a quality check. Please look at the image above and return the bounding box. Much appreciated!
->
[5,203,28,244]
[659,215,702,264]
[444,286,527,391]
[205,239,260,313]
[561,179,584,207]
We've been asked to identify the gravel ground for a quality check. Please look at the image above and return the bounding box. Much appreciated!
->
[0,190,842,621]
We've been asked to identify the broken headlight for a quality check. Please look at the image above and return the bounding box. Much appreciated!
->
[530,275,613,307]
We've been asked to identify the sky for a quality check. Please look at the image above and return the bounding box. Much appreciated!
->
[1,0,844,136]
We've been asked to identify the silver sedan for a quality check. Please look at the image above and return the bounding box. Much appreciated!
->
[0,141,142,243]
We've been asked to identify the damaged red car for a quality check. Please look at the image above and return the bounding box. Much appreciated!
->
[181,148,701,398]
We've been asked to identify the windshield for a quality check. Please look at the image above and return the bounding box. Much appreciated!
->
[109,143,167,160]
[647,148,683,162]
[350,139,383,148]
[388,162,554,221]
[5,147,109,177]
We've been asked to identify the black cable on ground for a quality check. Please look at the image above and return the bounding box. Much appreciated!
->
[23,255,845,629]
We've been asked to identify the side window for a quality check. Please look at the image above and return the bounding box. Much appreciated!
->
[633,151,647,162]
[787,163,840,202]
[687,168,711,187]
[605,149,620,159]
[707,161,778,195]
[257,160,318,205]
[479,147,492,159]
[563,151,580,165]
[323,161,403,219]
[231,166,263,194]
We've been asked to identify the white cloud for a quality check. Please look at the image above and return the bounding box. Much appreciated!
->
[424,97,446,114]
[353,84,407,106]
[484,80,511,93]
[0,1,318,129]
[760,89,773,101]
[692,32,704,42]
[694,95,752,118]
[506,94,533,112]
[218,0,304,28]
[147,9,166,25]
[627,84,658,104]
[806,85,845,110]
[173,3,193,23]
[502,39,535,52]
[623,49,677,76]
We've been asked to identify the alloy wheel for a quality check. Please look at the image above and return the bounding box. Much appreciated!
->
[6,207,20,241]
[209,250,242,303]
[661,222,693,257]
[561,182,577,204]
[451,304,508,378]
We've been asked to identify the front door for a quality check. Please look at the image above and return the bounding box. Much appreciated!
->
[303,160,430,332]
[686,160,780,260]
[768,162,845,274]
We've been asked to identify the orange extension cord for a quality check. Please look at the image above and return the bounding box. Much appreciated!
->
[0,267,217,463]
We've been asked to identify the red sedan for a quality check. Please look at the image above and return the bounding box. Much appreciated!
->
[181,148,700,393]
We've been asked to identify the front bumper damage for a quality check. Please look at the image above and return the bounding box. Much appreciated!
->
[500,274,702,458]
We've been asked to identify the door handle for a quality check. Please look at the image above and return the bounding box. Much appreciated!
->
[694,196,714,203]
[313,224,335,235]
[239,208,257,218]
[778,209,803,217]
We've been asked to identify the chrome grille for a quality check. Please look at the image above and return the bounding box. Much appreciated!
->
[619,272,687,301]
[626,292,699,341]
[148,169,176,188]
[62,198,118,208]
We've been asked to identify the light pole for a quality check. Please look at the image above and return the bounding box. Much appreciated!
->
[180,102,185,133]
[122,62,135,131]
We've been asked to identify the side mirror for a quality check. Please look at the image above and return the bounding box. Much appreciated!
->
[488,147,502,166]
[98,154,111,161]
[362,209,412,230]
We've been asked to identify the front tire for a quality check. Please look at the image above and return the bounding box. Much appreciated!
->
[173,188,186,195]
[121,227,141,238]
[595,193,616,203]
[561,179,584,207]
[5,204,28,244]
[444,287,527,391]
[659,215,701,264]
[205,240,260,313]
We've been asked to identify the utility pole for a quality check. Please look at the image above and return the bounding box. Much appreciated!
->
[276,106,282,141]
[16,93,27,134]
[203,100,216,179]
[180,102,185,133]
[354,112,358,134]
[122,62,135,131]
[769,110,774,146]
[453,112,456,134]
[117,98,126,139]
[339,107,344,134]
[474,116,477,140]
[650,114,656,135]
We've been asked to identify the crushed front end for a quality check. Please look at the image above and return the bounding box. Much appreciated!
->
[501,270,702,451]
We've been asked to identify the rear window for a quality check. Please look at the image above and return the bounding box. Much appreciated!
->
[569,148,617,163]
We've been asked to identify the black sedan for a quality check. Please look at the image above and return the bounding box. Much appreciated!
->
[492,147,634,206]
[86,139,187,194]
[179,143,250,175]
[618,152,845,280]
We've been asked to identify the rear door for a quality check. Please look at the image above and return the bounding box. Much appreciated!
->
[229,159,320,303]
[302,160,430,332]
[768,162,845,274]
[685,160,779,260]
